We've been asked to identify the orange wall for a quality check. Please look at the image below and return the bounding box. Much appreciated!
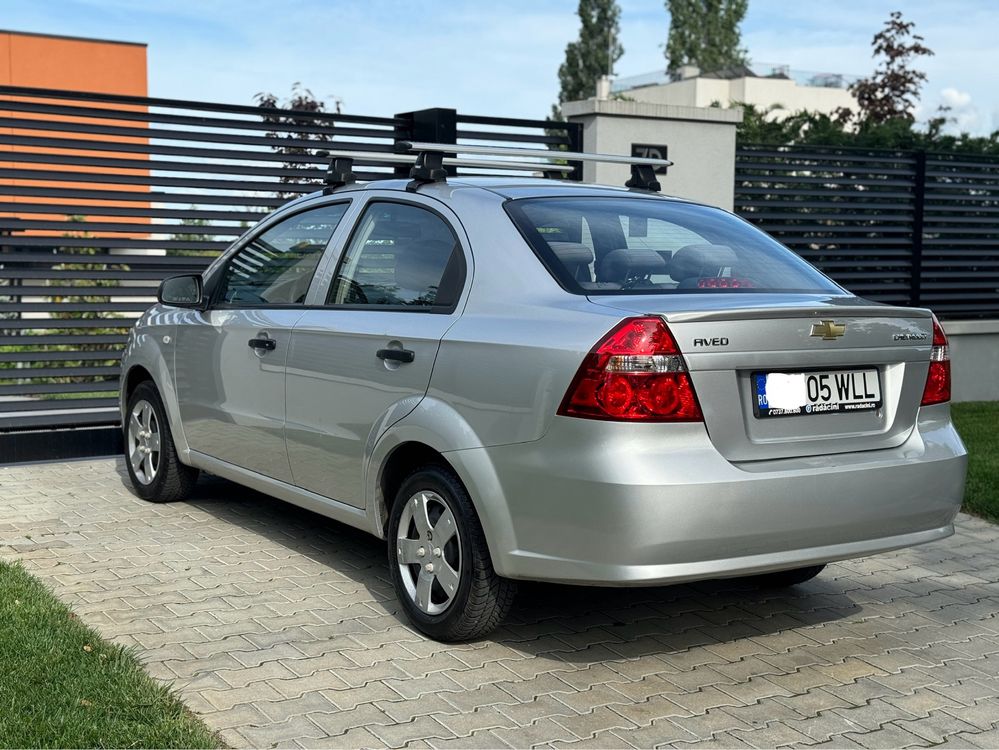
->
[0,30,149,237]
[0,30,147,94]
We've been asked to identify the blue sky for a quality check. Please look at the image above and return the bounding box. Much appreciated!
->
[2,0,997,134]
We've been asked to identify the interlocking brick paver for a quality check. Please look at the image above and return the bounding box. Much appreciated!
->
[255,691,338,724]
[367,715,456,747]
[307,702,394,738]
[728,721,815,748]
[434,705,517,737]
[428,728,513,749]
[941,701,999,731]
[441,682,519,713]
[832,697,920,732]
[843,724,928,749]
[3,458,999,748]
[374,693,457,723]
[491,717,580,747]
[893,711,982,745]
[608,719,699,748]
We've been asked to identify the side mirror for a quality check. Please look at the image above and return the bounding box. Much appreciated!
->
[158,274,204,308]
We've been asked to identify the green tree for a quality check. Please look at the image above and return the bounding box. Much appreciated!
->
[665,0,748,74]
[850,11,934,125]
[734,101,999,156]
[552,0,624,117]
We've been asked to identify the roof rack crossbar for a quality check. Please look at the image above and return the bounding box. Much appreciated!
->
[324,151,572,172]
[400,141,670,192]
[400,141,673,168]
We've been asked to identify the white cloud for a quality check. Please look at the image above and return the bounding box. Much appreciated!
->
[941,87,972,109]
[930,87,984,134]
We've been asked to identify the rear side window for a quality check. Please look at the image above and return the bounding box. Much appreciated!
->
[327,202,462,309]
[506,197,841,295]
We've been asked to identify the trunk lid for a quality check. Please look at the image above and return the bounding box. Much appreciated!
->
[589,293,934,462]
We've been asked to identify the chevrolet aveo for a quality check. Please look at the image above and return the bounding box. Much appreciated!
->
[121,157,967,641]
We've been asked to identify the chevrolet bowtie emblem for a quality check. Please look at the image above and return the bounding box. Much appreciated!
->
[810,320,846,340]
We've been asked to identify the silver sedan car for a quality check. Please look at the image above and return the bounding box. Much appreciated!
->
[121,172,967,641]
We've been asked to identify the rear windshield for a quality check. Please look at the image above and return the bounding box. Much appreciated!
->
[505,197,841,295]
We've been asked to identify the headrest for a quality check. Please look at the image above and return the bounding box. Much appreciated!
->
[669,244,738,281]
[394,240,455,298]
[549,241,595,267]
[598,248,668,283]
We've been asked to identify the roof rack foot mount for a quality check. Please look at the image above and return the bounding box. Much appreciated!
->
[318,151,356,193]
[625,163,662,192]
[406,150,449,192]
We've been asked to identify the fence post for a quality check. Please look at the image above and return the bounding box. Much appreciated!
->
[394,108,458,176]
[911,150,927,308]
[566,121,584,182]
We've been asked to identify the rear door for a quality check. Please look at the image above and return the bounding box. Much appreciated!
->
[285,196,468,507]
[174,201,351,481]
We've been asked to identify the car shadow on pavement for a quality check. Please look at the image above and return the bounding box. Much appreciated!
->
[113,461,854,659]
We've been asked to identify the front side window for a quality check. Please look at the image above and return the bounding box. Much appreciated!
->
[327,202,462,309]
[219,203,349,306]
[507,197,842,295]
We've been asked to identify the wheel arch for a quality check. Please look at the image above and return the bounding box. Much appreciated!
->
[365,398,519,576]
[120,323,190,460]
[122,364,154,402]
[377,441,449,532]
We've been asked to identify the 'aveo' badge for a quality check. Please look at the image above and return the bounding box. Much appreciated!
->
[692,337,729,347]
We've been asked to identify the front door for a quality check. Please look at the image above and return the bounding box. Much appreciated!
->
[174,201,352,482]
[285,198,468,506]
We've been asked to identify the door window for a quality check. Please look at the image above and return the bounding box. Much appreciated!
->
[327,202,462,309]
[219,203,349,306]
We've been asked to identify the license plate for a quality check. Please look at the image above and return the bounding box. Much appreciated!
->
[753,368,881,418]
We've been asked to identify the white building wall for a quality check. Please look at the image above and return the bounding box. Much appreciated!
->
[562,99,742,211]
[622,75,856,119]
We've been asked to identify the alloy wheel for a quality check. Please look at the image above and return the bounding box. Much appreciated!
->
[127,399,161,485]
[396,490,462,615]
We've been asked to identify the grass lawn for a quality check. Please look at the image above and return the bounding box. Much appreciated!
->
[0,560,219,749]
[951,401,999,524]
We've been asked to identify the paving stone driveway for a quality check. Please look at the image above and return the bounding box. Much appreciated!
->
[2,458,999,749]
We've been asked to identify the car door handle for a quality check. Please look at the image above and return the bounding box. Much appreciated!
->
[248,337,276,351]
[376,348,415,364]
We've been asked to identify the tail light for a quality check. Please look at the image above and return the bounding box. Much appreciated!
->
[558,317,702,422]
[920,314,951,406]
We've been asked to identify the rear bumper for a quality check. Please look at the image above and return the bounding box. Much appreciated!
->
[444,404,967,585]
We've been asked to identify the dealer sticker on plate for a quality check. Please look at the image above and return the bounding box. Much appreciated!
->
[753,369,881,418]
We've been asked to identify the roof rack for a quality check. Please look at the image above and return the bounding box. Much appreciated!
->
[317,140,672,193]
[317,149,576,193]
[400,141,672,192]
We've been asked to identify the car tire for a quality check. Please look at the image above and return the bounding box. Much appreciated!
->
[387,464,516,641]
[750,564,826,588]
[124,380,199,503]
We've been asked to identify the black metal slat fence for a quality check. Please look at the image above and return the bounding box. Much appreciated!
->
[734,145,999,316]
[3,87,998,463]
[0,86,581,456]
